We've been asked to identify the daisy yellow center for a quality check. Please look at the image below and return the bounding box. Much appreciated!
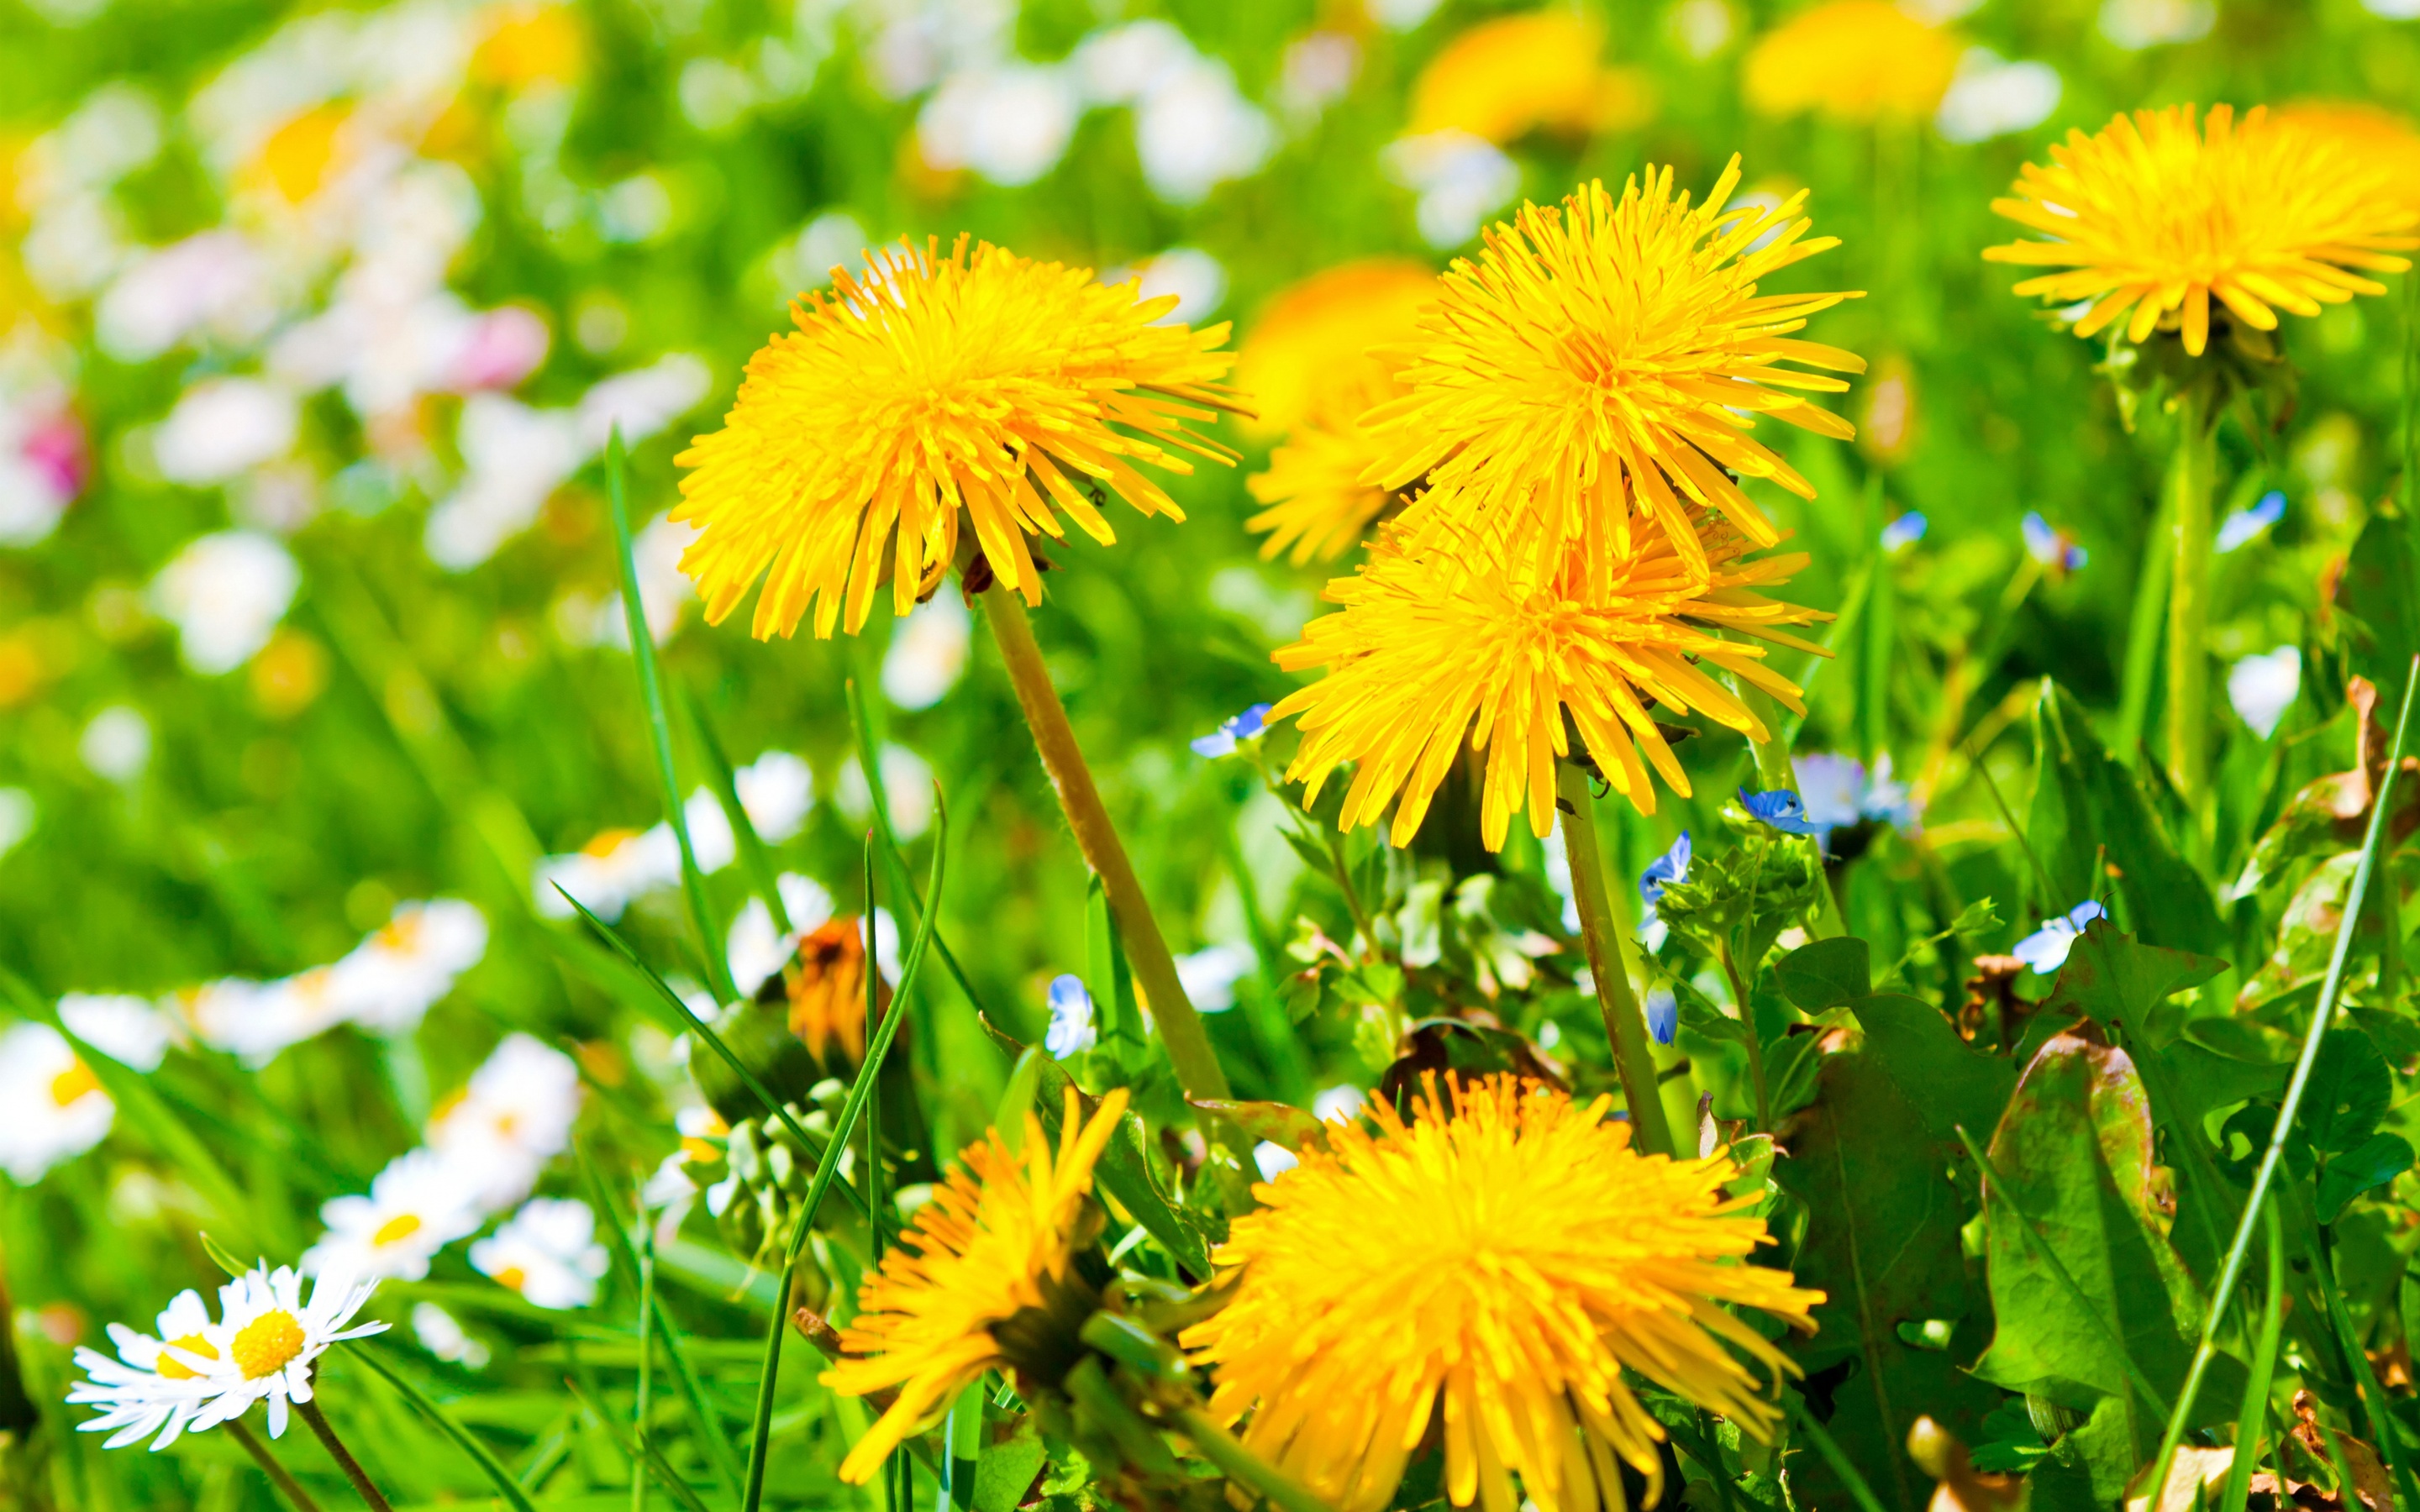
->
[231,1310,307,1379]
[582,827,639,858]
[372,1213,424,1247]
[49,1060,99,1107]
[492,1266,529,1293]
[156,1332,219,1381]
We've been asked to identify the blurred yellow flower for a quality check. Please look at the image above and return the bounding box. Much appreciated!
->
[244,104,350,207]
[249,628,328,719]
[1743,1,1960,123]
[823,1087,1128,1483]
[1985,105,2420,357]
[1183,1074,1821,1512]
[471,3,585,91]
[674,235,1239,638]
[1270,512,1823,848]
[2272,102,2420,218]
[1408,11,1651,145]
[1365,161,1862,586]
[1235,260,1434,564]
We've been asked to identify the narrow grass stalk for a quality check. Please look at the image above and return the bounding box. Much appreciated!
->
[563,1374,716,1512]
[981,583,1230,1100]
[2309,1224,2420,1509]
[2140,655,2420,1512]
[602,429,735,1003]
[630,1210,656,1512]
[294,1397,394,1512]
[350,1345,539,1512]
[1171,1406,1339,1512]
[2163,392,2217,815]
[2219,1201,2286,1512]
[742,824,946,1512]
[1954,1126,2170,1419]
[2115,486,2175,768]
[1788,1394,1890,1512]
[1553,761,1677,1159]
[226,1418,324,1512]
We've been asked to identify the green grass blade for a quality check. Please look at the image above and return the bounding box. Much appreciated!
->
[685,684,792,934]
[562,1373,717,1512]
[602,425,734,1004]
[1954,1124,2171,1420]
[2220,1201,2286,1512]
[2141,653,2420,1510]
[1788,1394,1890,1512]
[743,801,950,1512]
[350,1344,539,1512]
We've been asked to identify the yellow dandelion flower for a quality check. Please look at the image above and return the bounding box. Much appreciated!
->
[823,1086,1130,1483]
[674,236,1239,638]
[1234,259,1435,441]
[1270,512,1823,849]
[1741,1,1960,123]
[1247,370,1402,566]
[1984,104,2420,358]
[2271,102,2420,218]
[471,3,585,90]
[1182,1075,1822,1512]
[1408,12,1651,146]
[1365,162,1863,586]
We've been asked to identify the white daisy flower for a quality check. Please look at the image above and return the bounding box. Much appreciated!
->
[66,1289,224,1450]
[0,1020,114,1183]
[58,992,177,1071]
[424,1034,581,1212]
[188,1264,387,1440]
[470,1198,610,1310]
[180,970,345,1066]
[329,899,487,1035]
[532,825,680,921]
[302,1149,485,1282]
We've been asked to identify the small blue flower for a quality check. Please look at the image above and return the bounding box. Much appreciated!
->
[2010,900,2107,975]
[1045,974,1097,1058]
[1645,988,1678,1047]
[2021,512,2088,571]
[1880,512,1928,554]
[1639,832,1692,907]
[2215,490,2286,554]
[1738,787,1826,837]
[1190,702,1273,759]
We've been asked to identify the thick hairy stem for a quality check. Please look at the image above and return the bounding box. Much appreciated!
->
[2165,395,2218,815]
[1555,762,1678,1159]
[982,585,1231,1100]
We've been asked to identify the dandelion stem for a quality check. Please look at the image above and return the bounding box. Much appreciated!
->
[981,583,1230,1100]
[1171,1406,1338,1512]
[1554,760,1676,1159]
[2164,391,2218,817]
[227,1418,324,1512]
[1717,942,1770,1134]
[295,1397,395,1512]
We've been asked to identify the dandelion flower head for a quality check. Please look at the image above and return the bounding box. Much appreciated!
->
[823,1086,1130,1483]
[2270,102,2420,218]
[1182,1075,1821,1512]
[675,235,1240,640]
[1742,2,1962,124]
[1365,161,1863,585]
[1408,11,1644,145]
[1985,104,2420,356]
[1271,513,1824,848]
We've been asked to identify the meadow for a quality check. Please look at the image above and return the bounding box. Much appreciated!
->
[7,0,2420,1509]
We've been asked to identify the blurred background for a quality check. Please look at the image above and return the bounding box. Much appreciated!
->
[5,0,2420,1497]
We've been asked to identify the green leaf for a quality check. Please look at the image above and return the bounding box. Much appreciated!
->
[2338,507,2420,711]
[2303,1027,2393,1153]
[973,1419,1048,1512]
[1190,1099,1328,1153]
[1852,995,2015,1143]
[2317,1131,2415,1223]
[1776,1047,1998,1512]
[2028,682,2227,955]
[2037,920,2227,1048]
[1777,938,1871,1011]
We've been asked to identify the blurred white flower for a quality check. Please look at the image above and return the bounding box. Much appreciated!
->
[0,788,33,861]
[726,873,838,995]
[918,64,1081,186]
[1276,31,1360,117]
[2366,0,2420,16]
[149,530,299,674]
[1365,0,1446,30]
[0,1021,113,1184]
[471,1198,610,1310]
[534,825,678,921]
[860,0,1017,98]
[411,1302,490,1369]
[0,393,86,547]
[303,1149,484,1282]
[1131,247,1227,323]
[1071,20,1194,104]
[426,1034,582,1214]
[80,706,151,783]
[18,83,162,203]
[1134,57,1272,203]
[736,751,815,843]
[838,744,936,841]
[19,194,128,301]
[1383,131,1521,248]
[96,232,278,362]
[1668,0,1736,56]
[175,977,301,1063]
[153,380,299,486]
[2229,646,2302,739]
[329,900,488,1036]
[576,354,712,450]
[2097,0,2214,48]
[1313,1085,1366,1124]
[1252,1141,1299,1180]
[881,595,971,710]
[59,993,175,1071]
[1935,50,2060,144]
[1176,942,1256,1012]
[564,512,701,649]
[775,210,871,295]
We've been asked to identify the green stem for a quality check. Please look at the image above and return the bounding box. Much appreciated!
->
[1320,827,1379,957]
[2221,1203,2284,1512]
[1555,761,1677,1159]
[295,1397,394,1512]
[2140,656,2420,1512]
[227,1417,324,1512]
[1789,1394,1889,1512]
[2165,394,2218,816]
[630,1213,655,1512]
[1171,1407,1338,1512]
[1717,944,1770,1134]
[2117,486,2176,768]
[981,584,1230,1100]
